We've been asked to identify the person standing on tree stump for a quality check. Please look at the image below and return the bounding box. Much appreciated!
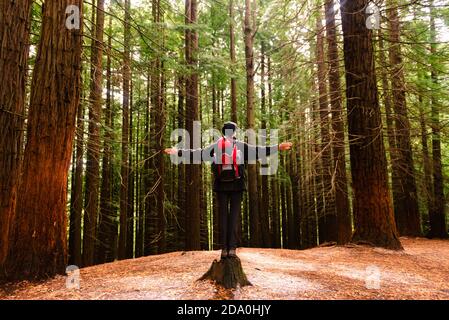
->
[165,122,292,259]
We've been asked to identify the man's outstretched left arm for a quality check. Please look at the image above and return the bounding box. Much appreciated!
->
[238,141,292,162]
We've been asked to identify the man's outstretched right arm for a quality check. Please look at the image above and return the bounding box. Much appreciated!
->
[164,143,216,164]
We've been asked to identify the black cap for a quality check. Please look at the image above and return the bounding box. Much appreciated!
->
[221,121,238,136]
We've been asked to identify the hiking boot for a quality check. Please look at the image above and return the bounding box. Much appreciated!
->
[221,249,228,259]
[228,248,237,258]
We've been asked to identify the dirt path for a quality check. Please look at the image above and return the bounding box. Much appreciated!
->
[1,238,449,300]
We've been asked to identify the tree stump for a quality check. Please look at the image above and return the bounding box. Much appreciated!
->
[199,257,252,289]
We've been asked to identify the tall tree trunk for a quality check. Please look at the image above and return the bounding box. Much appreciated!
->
[267,55,279,248]
[119,0,131,259]
[303,115,318,249]
[386,1,421,236]
[97,17,114,264]
[152,0,166,254]
[157,66,166,252]
[315,13,336,243]
[289,143,301,249]
[69,99,84,266]
[340,0,402,249]
[83,0,105,267]
[259,41,270,248]
[298,114,308,249]
[280,155,288,247]
[5,0,83,279]
[270,176,280,248]
[312,97,325,245]
[127,78,134,258]
[211,83,219,249]
[286,174,295,249]
[176,75,186,251]
[428,4,447,238]
[0,0,32,268]
[324,0,351,244]
[149,3,159,255]
[377,27,407,242]
[199,87,208,250]
[419,95,432,228]
[377,28,400,221]
[229,0,238,123]
[136,83,144,258]
[144,70,152,256]
[303,129,318,249]
[244,0,261,247]
[109,83,119,261]
[185,0,201,250]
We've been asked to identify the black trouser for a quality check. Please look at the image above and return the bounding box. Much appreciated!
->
[217,191,243,250]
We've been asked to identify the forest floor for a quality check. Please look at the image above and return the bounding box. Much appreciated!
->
[1,237,449,300]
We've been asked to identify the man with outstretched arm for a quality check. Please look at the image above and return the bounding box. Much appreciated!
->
[164,122,292,258]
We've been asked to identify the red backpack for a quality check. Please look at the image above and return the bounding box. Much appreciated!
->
[213,137,240,182]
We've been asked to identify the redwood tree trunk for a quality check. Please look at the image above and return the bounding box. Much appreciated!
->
[324,0,351,244]
[315,13,336,243]
[268,55,279,248]
[185,0,201,251]
[97,15,114,264]
[144,70,153,255]
[340,0,402,250]
[176,75,186,251]
[229,0,238,123]
[244,0,261,247]
[5,0,83,279]
[312,96,325,245]
[306,135,318,248]
[126,79,134,259]
[0,0,32,268]
[418,96,432,227]
[270,176,280,248]
[119,0,131,260]
[428,4,447,238]
[135,82,145,257]
[259,41,270,248]
[83,0,105,267]
[69,99,84,266]
[280,155,288,247]
[386,2,421,236]
[377,28,405,241]
[289,144,301,249]
[148,60,158,256]
[152,0,166,254]
[211,83,219,249]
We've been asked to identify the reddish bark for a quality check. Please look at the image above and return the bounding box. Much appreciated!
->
[185,0,201,250]
[0,0,32,267]
[119,0,131,259]
[5,0,84,279]
[83,0,106,267]
[387,2,421,236]
[244,0,261,247]
[340,0,402,250]
[325,0,352,244]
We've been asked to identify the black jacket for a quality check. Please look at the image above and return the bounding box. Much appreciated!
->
[177,138,279,192]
